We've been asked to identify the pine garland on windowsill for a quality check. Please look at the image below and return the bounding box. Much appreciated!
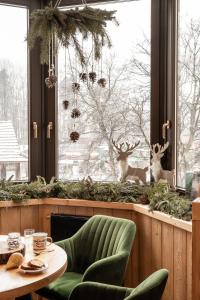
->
[0,176,191,221]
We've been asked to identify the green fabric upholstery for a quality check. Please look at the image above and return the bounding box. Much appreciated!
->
[37,214,136,300]
[69,269,169,300]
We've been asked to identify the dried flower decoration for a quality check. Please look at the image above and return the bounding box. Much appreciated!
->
[45,74,57,88]
[89,72,97,83]
[79,72,87,82]
[97,78,106,88]
[63,100,69,110]
[71,108,81,119]
[70,131,80,142]
[72,82,80,93]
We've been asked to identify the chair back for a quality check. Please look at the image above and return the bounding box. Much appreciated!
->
[126,269,169,300]
[73,214,136,273]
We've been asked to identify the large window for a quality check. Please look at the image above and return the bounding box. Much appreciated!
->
[57,0,151,181]
[177,0,200,187]
[0,4,28,180]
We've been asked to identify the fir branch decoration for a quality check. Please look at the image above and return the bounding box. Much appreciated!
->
[0,177,192,221]
[27,5,118,64]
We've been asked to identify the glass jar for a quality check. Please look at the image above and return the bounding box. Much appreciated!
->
[7,232,21,250]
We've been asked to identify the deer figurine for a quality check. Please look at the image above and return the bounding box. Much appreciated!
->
[150,142,175,188]
[112,140,148,184]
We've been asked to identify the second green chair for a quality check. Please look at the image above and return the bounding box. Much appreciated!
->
[69,269,169,300]
[36,214,136,300]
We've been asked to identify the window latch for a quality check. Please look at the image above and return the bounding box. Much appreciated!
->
[33,122,38,139]
[47,122,53,139]
[162,120,171,140]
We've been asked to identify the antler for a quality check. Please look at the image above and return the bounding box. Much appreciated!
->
[151,142,169,154]
[125,141,140,153]
[112,139,124,153]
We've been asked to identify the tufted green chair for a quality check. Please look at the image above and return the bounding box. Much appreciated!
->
[36,214,136,300]
[69,269,169,300]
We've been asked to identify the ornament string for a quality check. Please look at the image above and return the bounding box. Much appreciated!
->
[67,48,76,83]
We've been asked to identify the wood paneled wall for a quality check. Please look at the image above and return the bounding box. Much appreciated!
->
[0,200,192,300]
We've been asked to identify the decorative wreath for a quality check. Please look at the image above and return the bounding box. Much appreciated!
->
[27,1,118,65]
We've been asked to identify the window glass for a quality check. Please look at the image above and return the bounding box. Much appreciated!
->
[57,0,151,181]
[0,4,28,181]
[177,0,200,187]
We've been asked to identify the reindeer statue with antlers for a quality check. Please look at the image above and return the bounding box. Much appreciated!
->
[112,140,148,184]
[150,141,175,188]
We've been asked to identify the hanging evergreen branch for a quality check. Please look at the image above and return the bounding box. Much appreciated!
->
[27,5,118,64]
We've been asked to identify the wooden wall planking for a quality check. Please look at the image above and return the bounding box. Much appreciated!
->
[161,223,174,300]
[0,200,192,300]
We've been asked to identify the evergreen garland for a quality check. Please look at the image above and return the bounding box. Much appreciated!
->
[0,177,192,221]
[27,5,118,64]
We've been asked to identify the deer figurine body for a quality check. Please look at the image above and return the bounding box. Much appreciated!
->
[112,140,148,184]
[150,142,175,188]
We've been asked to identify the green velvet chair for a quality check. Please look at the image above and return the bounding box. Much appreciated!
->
[69,269,169,300]
[36,214,136,300]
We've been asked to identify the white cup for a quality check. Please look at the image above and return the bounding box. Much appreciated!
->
[33,232,52,251]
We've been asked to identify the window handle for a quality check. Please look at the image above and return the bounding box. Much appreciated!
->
[47,122,53,139]
[33,122,38,139]
[162,120,171,140]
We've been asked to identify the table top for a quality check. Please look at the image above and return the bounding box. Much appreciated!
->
[0,236,67,300]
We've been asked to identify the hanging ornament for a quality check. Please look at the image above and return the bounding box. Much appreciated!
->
[79,72,87,82]
[63,100,69,110]
[97,78,106,88]
[89,72,97,83]
[62,48,69,110]
[88,38,97,84]
[70,131,80,142]
[45,34,57,88]
[71,108,81,119]
[72,82,80,93]
[97,48,106,88]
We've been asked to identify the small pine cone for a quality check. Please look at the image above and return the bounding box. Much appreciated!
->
[45,75,57,88]
[138,194,149,205]
[70,131,80,142]
[72,82,80,93]
[97,78,106,88]
[63,100,69,110]
[71,108,81,119]
[89,72,97,83]
[79,72,87,82]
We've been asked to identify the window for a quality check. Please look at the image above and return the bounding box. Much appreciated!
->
[177,0,200,187]
[57,0,151,181]
[0,4,28,180]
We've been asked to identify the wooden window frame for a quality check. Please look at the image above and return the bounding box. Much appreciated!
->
[0,0,179,183]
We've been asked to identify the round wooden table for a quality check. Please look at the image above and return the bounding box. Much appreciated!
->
[0,236,67,300]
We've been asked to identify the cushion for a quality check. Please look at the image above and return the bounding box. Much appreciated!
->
[37,272,83,300]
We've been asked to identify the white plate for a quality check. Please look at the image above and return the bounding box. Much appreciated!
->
[19,263,48,274]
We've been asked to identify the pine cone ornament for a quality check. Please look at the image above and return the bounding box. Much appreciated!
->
[71,108,81,118]
[89,72,97,83]
[63,100,69,110]
[72,82,80,93]
[70,131,80,142]
[79,72,87,82]
[45,74,57,88]
[97,78,106,88]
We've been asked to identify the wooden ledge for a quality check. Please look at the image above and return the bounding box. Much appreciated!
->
[0,198,192,232]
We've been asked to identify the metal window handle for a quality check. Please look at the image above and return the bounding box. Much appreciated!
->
[33,122,38,139]
[47,122,53,139]
[162,120,171,140]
